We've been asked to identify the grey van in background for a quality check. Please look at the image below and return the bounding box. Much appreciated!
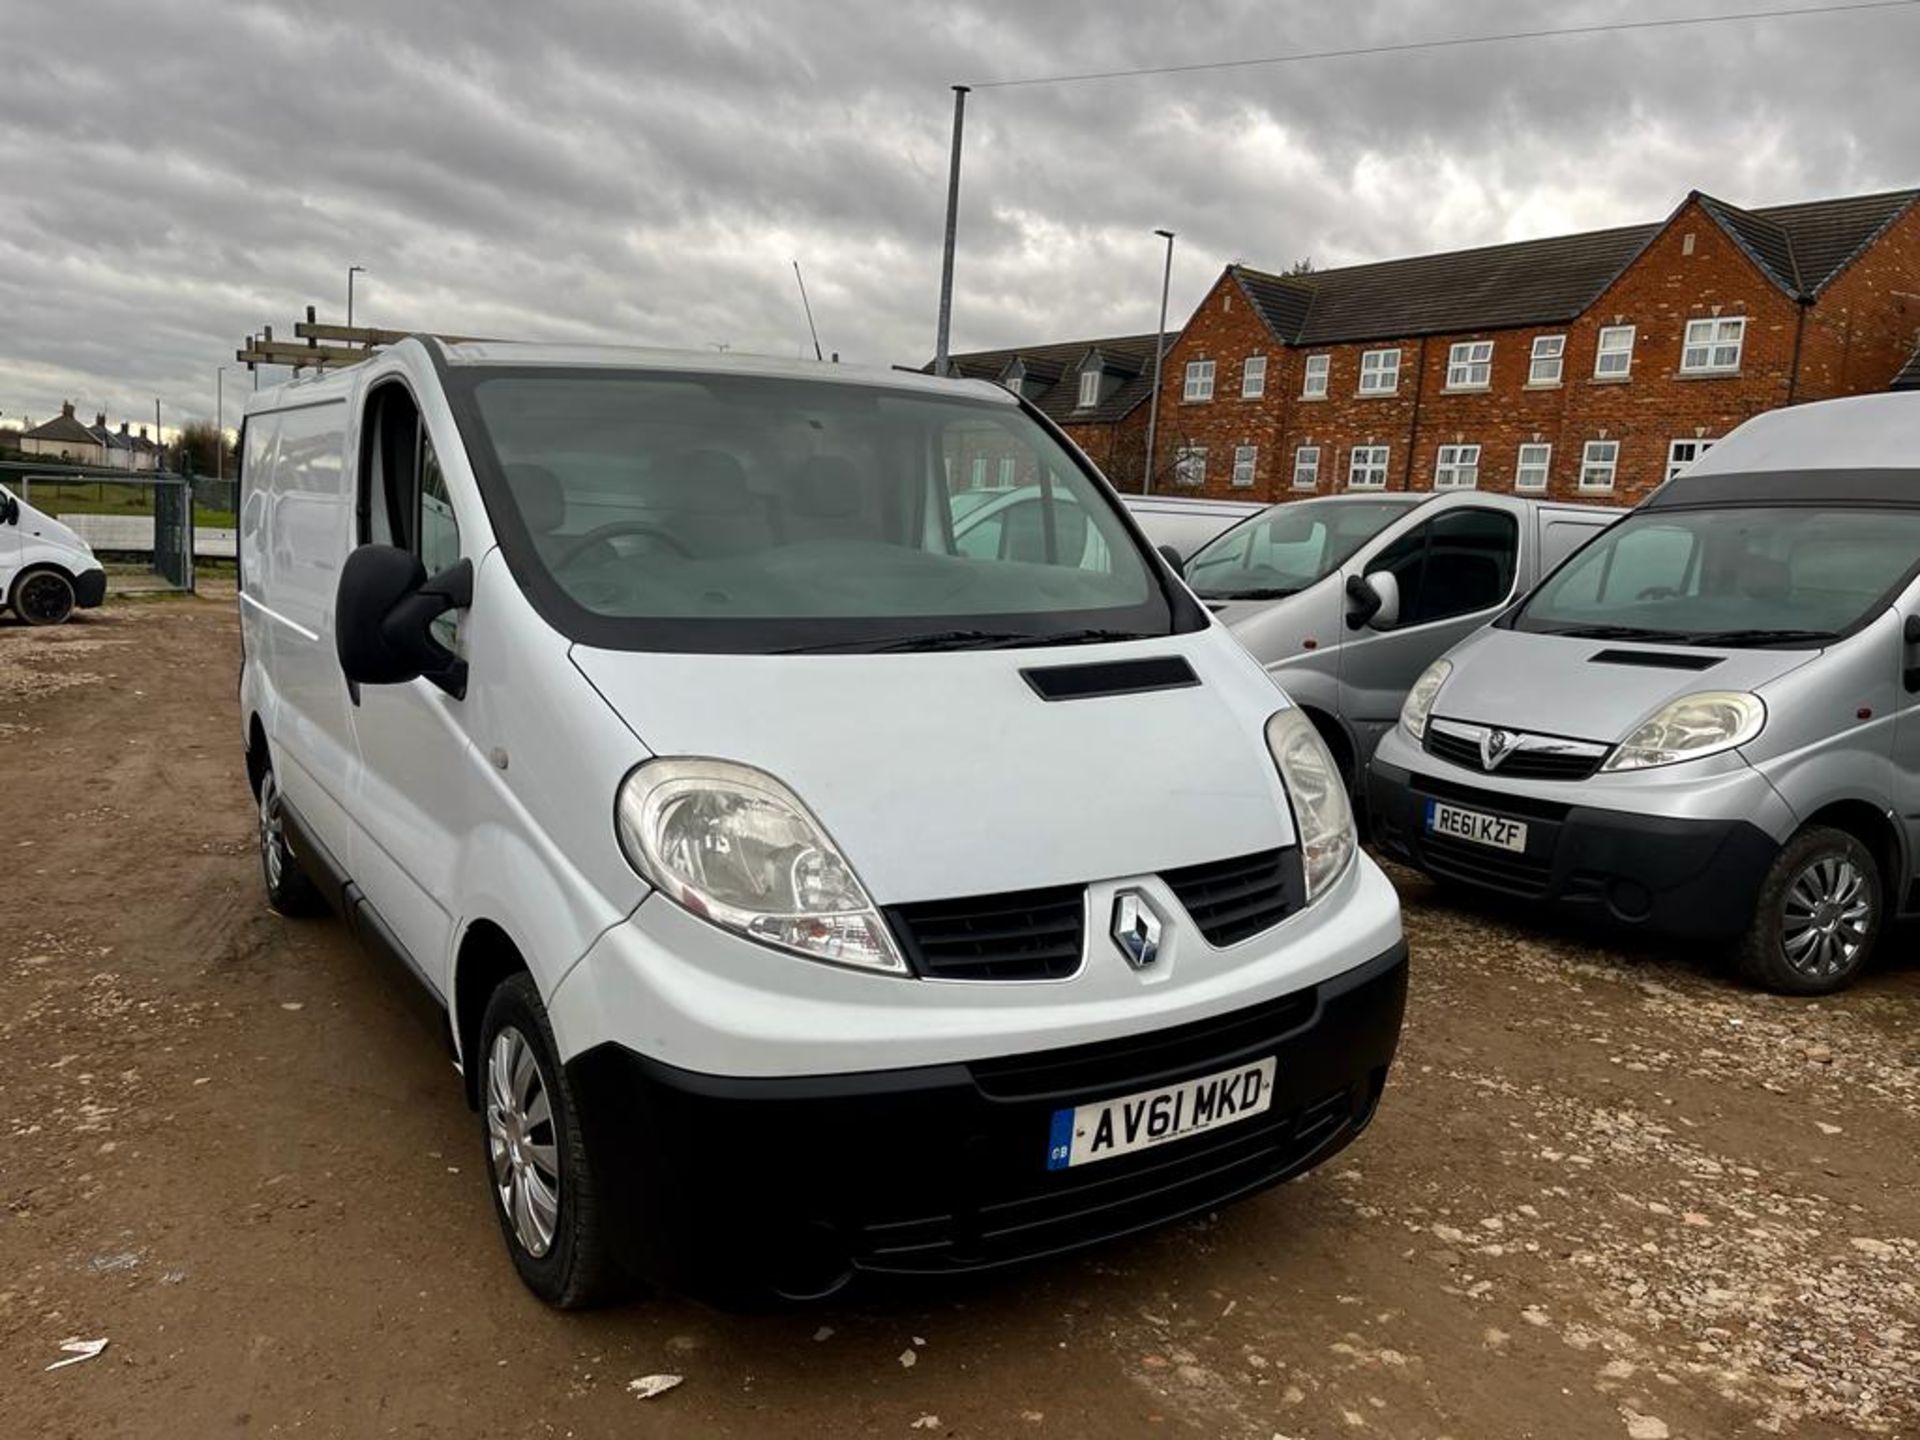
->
[1370,392,1920,994]
[1184,492,1621,793]
[1120,493,1265,559]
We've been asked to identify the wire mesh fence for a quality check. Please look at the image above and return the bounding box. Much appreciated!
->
[1,462,202,590]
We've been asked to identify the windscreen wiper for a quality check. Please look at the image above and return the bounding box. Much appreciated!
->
[1201,587,1299,601]
[983,628,1154,648]
[1685,628,1837,648]
[1542,624,1695,641]
[774,629,1036,654]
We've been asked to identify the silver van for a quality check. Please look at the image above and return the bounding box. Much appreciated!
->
[1121,493,1265,559]
[1370,392,1920,994]
[1183,492,1620,792]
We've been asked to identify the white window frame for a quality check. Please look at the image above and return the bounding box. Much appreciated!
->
[1183,359,1216,402]
[1445,341,1494,391]
[1594,325,1635,379]
[1292,444,1321,490]
[1666,437,1716,479]
[997,456,1017,487]
[1528,335,1565,386]
[970,456,987,487]
[1681,317,1745,374]
[1347,445,1390,490]
[1173,445,1207,487]
[1241,354,1267,399]
[1230,444,1258,488]
[1301,354,1330,399]
[1358,348,1401,395]
[1433,443,1481,489]
[1076,369,1100,408]
[1580,440,1620,492]
[1514,443,1552,492]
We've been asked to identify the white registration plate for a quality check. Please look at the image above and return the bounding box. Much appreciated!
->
[1046,1057,1276,1171]
[1426,799,1528,853]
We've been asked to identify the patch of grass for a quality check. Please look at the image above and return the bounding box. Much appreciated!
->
[22,482,236,528]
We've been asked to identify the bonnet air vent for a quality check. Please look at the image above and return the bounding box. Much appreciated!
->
[1021,655,1200,701]
[1588,648,1724,672]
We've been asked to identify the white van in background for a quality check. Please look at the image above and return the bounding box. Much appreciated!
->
[0,483,108,625]
[238,340,1409,1308]
[1121,493,1266,560]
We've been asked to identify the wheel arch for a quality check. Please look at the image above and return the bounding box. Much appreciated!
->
[454,919,533,1110]
[1800,799,1906,904]
[245,714,270,800]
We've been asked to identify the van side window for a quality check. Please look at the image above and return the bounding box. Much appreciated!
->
[361,383,461,574]
[1368,509,1519,626]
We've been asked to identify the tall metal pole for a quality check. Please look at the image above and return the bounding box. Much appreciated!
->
[347,264,366,327]
[933,84,970,377]
[215,366,226,483]
[1142,228,1176,495]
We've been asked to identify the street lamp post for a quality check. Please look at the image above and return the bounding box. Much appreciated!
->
[215,365,231,484]
[933,85,970,377]
[347,265,366,327]
[1142,229,1176,495]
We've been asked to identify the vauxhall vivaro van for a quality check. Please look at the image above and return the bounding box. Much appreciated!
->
[238,339,1407,1306]
[1181,492,1621,793]
[0,482,108,625]
[1371,392,1920,994]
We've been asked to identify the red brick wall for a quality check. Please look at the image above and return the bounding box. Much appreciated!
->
[1139,195,1920,511]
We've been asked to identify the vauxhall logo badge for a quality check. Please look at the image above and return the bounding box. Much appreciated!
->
[1111,890,1164,970]
[1480,728,1519,771]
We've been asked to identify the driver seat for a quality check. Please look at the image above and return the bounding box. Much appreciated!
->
[504,463,570,561]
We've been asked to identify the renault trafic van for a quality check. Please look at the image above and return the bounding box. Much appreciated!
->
[1182,492,1621,792]
[1371,392,1920,994]
[0,483,108,625]
[238,339,1407,1307]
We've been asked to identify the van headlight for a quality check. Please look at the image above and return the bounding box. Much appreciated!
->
[1399,658,1451,740]
[1601,691,1766,772]
[615,758,907,975]
[1265,709,1356,903]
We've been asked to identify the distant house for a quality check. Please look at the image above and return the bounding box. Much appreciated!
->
[86,415,158,472]
[20,402,107,466]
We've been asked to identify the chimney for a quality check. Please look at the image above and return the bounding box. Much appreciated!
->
[96,412,107,429]
[138,427,149,441]
[61,400,75,418]
[120,421,130,435]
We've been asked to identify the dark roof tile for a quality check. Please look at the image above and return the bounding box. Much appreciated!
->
[932,331,1174,425]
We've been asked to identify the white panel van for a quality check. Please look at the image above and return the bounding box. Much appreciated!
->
[238,340,1407,1307]
[0,484,108,624]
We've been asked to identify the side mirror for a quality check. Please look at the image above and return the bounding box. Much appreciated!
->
[1345,571,1401,631]
[1156,542,1186,577]
[0,494,17,525]
[335,545,473,702]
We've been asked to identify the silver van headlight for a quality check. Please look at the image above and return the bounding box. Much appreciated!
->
[1265,709,1356,903]
[1601,691,1766,772]
[1399,659,1452,740]
[616,758,907,975]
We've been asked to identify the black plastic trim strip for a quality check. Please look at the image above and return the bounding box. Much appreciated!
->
[1021,655,1200,701]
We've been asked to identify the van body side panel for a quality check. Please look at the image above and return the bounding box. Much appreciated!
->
[1891,579,1920,897]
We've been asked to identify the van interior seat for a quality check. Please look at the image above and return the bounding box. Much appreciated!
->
[786,455,879,543]
[657,450,779,554]
[503,463,569,556]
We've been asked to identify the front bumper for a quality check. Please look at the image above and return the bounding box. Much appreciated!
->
[568,941,1407,1303]
[1369,758,1779,938]
[74,568,107,608]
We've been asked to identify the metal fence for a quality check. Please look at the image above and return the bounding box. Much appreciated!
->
[0,461,198,590]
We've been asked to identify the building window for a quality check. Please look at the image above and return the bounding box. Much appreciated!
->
[1348,445,1391,489]
[970,457,987,488]
[1445,341,1493,390]
[997,456,1017,486]
[1241,355,1267,398]
[1515,443,1552,492]
[1076,369,1100,408]
[1174,445,1207,487]
[1529,335,1565,386]
[1183,360,1215,402]
[1301,354,1330,398]
[1434,444,1481,489]
[1594,325,1635,379]
[1580,440,1620,491]
[1292,445,1321,490]
[1667,437,1716,479]
[1681,317,1745,373]
[1231,445,1258,488]
[1359,349,1401,395]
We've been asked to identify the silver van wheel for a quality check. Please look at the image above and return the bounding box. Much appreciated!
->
[487,1026,562,1258]
[259,772,288,891]
[1780,855,1872,980]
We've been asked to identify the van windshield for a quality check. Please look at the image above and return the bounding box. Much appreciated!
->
[456,370,1188,653]
[1514,505,1920,645]
[1184,497,1421,600]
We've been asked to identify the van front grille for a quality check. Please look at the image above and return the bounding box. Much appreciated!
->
[887,886,1085,981]
[1161,848,1303,947]
[1425,724,1608,782]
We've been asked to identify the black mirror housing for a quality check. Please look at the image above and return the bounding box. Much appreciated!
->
[1156,542,1185,577]
[336,545,472,701]
[1,494,18,525]
[1344,571,1381,630]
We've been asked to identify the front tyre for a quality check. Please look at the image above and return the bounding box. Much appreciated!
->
[478,974,622,1309]
[257,765,324,916]
[1737,826,1882,995]
[11,567,76,626]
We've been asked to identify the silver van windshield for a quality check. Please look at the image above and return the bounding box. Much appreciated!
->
[462,371,1179,652]
[1515,505,1920,646]
[1184,498,1418,601]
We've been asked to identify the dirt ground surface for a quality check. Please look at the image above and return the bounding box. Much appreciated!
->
[4,593,1917,1440]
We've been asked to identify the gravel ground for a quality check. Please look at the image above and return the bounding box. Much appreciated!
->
[2,593,1915,1439]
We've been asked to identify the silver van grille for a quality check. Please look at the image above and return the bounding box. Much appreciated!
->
[1425,719,1609,783]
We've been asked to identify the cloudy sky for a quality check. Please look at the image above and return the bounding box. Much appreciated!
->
[4,0,1918,436]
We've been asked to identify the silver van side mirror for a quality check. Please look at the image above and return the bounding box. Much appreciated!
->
[1344,571,1401,630]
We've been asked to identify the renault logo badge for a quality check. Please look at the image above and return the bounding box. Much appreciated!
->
[1481,728,1518,770]
[1112,890,1164,970]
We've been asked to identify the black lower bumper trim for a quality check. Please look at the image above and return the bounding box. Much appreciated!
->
[73,569,107,608]
[1369,760,1778,938]
[568,942,1408,1303]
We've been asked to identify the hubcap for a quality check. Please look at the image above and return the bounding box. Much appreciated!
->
[1781,854,1873,979]
[259,775,286,889]
[486,1026,561,1257]
[19,573,70,623]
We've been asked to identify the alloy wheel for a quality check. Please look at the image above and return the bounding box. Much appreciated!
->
[18,571,73,624]
[486,1026,562,1258]
[1780,854,1873,980]
[258,773,287,890]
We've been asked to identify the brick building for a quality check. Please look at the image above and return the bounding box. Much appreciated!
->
[939,331,1171,490]
[1142,186,1920,507]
